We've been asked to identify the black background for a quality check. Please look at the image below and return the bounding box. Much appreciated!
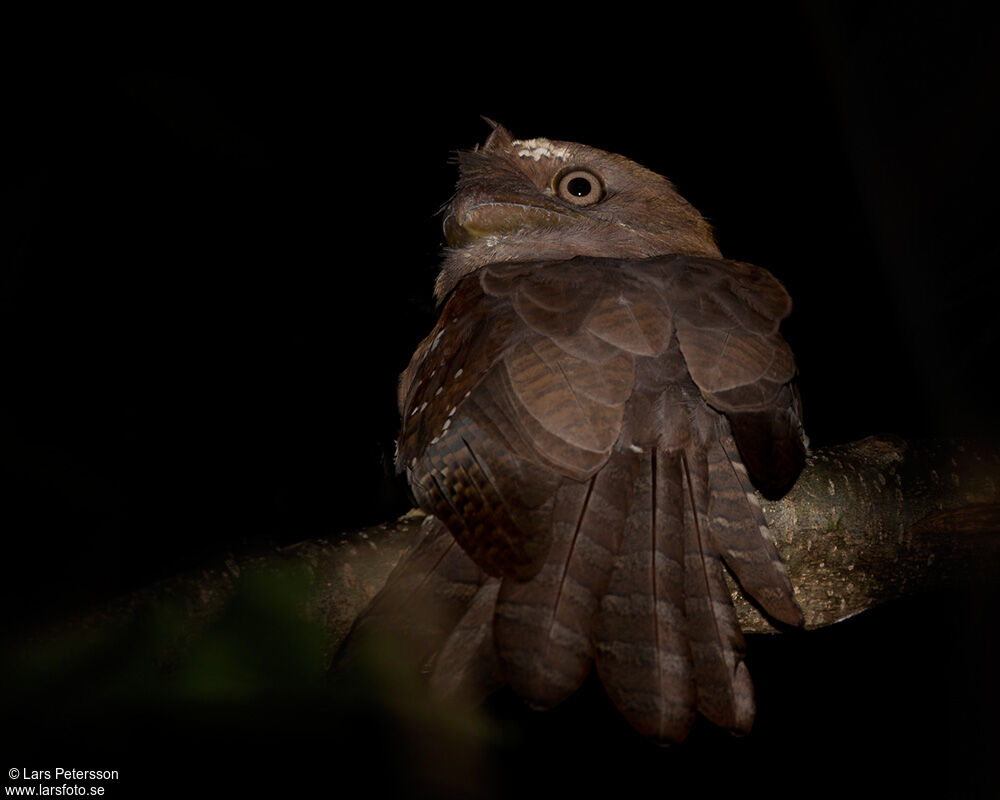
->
[4,4,1000,796]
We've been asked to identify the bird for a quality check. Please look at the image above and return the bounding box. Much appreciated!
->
[345,121,807,744]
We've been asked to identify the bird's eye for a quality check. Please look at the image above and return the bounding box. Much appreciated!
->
[555,168,604,207]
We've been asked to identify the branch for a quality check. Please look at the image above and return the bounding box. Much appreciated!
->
[741,435,1000,631]
[45,436,1000,658]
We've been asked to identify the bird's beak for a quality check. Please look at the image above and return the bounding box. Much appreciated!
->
[444,189,578,248]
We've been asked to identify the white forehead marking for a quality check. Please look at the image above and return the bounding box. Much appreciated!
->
[512,138,572,162]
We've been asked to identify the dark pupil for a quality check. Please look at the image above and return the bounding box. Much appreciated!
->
[567,176,592,197]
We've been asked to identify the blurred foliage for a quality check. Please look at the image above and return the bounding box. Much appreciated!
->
[4,562,998,796]
[2,564,506,797]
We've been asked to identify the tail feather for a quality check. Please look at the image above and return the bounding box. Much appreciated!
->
[340,516,486,669]
[679,449,755,734]
[429,578,504,703]
[494,450,638,708]
[594,449,696,743]
[711,434,803,627]
[344,431,797,742]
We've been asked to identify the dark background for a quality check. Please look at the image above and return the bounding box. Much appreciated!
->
[4,4,999,796]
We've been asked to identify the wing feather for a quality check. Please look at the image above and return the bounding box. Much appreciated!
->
[391,254,803,739]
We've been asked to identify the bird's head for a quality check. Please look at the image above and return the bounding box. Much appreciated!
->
[436,121,721,300]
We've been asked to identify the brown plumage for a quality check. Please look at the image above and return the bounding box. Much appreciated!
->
[347,122,807,743]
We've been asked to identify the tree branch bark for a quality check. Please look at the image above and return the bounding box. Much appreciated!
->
[55,435,1000,659]
[740,435,1000,631]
